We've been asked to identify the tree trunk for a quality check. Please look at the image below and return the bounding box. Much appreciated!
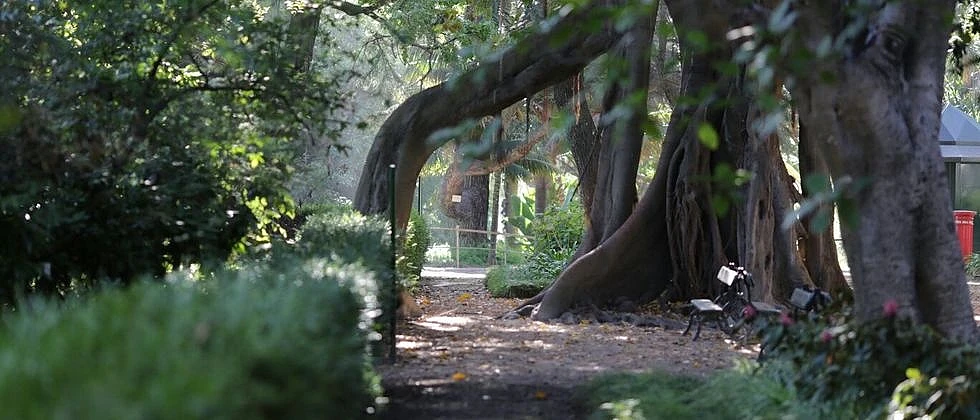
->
[354,2,626,231]
[529,0,803,318]
[460,174,490,248]
[440,143,490,248]
[798,120,850,295]
[488,170,502,264]
[533,172,550,215]
[287,9,321,73]
[794,1,976,340]
[554,74,600,234]
[531,8,657,318]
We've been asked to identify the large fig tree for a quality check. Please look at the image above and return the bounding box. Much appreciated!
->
[355,0,977,340]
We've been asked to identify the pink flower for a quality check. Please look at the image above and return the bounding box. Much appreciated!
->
[883,299,899,318]
[820,330,833,343]
[742,305,757,320]
[779,312,794,326]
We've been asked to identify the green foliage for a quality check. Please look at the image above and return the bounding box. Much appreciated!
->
[889,368,979,419]
[0,258,382,419]
[0,199,397,418]
[285,204,395,339]
[583,307,980,419]
[965,252,980,277]
[0,0,350,303]
[529,203,585,262]
[579,364,824,420]
[485,264,551,298]
[457,248,493,266]
[397,212,431,291]
[487,203,583,296]
[759,308,980,418]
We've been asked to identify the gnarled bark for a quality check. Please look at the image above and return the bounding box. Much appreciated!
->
[794,1,976,340]
[530,0,808,318]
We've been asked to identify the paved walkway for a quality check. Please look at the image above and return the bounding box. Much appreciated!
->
[421,267,488,280]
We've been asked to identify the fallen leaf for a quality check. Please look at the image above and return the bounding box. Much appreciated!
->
[451,372,467,381]
[456,293,473,303]
[534,390,548,400]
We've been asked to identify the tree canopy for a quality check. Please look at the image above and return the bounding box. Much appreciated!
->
[0,0,352,301]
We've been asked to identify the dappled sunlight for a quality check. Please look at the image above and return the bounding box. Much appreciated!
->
[520,339,553,350]
[411,315,478,332]
[395,335,433,350]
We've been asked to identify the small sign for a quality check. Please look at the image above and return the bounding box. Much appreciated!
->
[451,194,462,203]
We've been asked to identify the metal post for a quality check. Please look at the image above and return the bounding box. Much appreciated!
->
[503,235,507,266]
[455,225,460,268]
[387,164,397,363]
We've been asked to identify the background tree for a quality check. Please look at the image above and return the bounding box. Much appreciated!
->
[0,0,352,303]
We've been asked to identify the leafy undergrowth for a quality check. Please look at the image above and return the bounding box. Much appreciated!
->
[579,363,823,420]
[485,264,553,298]
[581,302,980,420]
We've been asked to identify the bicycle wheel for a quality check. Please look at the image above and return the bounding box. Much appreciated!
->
[719,297,749,335]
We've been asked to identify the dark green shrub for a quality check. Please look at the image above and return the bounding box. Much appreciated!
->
[292,207,393,288]
[0,0,348,303]
[0,257,382,419]
[286,204,397,358]
[397,213,430,291]
[529,203,585,261]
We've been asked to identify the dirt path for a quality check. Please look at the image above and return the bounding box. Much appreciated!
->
[377,268,756,420]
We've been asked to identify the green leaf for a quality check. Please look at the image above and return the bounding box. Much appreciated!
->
[697,123,720,150]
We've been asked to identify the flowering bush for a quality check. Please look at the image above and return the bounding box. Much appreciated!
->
[757,302,980,417]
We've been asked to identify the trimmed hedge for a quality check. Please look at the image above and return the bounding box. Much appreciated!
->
[0,203,392,419]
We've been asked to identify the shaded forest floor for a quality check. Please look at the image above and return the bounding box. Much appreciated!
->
[376,267,757,420]
[378,270,980,419]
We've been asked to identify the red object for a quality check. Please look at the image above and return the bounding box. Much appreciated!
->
[954,210,977,257]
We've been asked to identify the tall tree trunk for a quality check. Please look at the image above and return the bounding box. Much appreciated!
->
[531,7,656,318]
[732,99,808,303]
[441,143,491,248]
[488,170,502,264]
[793,1,976,340]
[503,172,518,247]
[798,120,850,295]
[287,10,321,73]
[554,74,600,232]
[533,170,550,215]
[528,0,802,318]
[460,174,490,248]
